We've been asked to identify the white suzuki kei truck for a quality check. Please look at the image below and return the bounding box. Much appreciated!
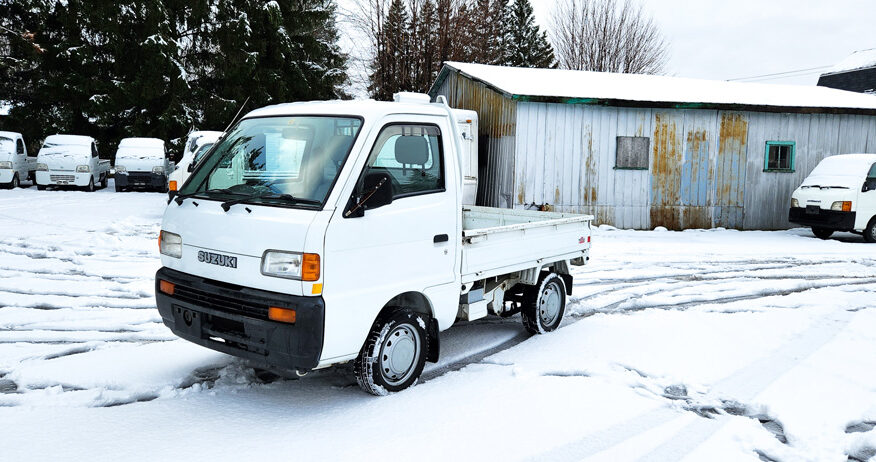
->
[789,154,876,242]
[35,134,110,191]
[114,138,173,192]
[155,93,592,395]
[167,130,223,194]
[0,131,35,189]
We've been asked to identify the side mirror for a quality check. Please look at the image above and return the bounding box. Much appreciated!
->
[188,163,195,173]
[344,171,393,218]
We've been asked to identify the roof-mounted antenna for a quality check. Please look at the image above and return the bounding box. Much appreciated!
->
[223,97,251,133]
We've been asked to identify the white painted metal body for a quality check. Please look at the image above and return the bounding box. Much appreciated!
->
[0,131,34,186]
[115,138,173,178]
[790,154,876,231]
[35,135,109,188]
[160,97,592,369]
[168,131,223,188]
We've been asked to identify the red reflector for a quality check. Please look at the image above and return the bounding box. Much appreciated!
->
[588,236,591,243]
[159,280,175,295]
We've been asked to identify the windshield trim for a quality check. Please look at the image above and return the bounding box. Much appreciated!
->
[184,114,365,212]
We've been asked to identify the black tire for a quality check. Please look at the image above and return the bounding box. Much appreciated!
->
[115,185,123,192]
[865,218,876,243]
[84,177,95,192]
[812,227,834,240]
[37,184,46,191]
[354,309,429,396]
[100,174,108,189]
[521,272,567,335]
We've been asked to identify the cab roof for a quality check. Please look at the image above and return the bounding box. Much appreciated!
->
[44,134,94,146]
[242,99,451,121]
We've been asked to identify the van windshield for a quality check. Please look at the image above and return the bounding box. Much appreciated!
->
[179,116,362,209]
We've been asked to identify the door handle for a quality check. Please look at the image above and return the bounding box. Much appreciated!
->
[433,234,449,243]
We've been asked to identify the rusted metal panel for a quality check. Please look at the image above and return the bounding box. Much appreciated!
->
[713,112,748,229]
[649,112,684,229]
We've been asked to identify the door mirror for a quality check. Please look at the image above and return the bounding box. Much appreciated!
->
[345,171,393,218]
[863,178,876,192]
[188,162,195,173]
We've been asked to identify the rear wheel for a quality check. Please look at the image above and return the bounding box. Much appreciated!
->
[354,309,429,396]
[521,272,567,335]
[812,227,834,240]
[115,184,123,192]
[865,219,876,243]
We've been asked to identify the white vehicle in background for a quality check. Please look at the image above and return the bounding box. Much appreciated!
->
[114,138,173,192]
[167,130,223,193]
[789,153,876,242]
[0,131,35,189]
[35,135,109,191]
[155,93,592,395]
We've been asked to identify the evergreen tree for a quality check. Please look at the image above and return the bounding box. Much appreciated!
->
[369,0,410,100]
[504,0,555,68]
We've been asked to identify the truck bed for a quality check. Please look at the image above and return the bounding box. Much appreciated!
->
[461,206,593,283]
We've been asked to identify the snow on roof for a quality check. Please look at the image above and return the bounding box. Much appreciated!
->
[118,137,164,149]
[434,62,876,112]
[826,49,876,74]
[44,134,94,146]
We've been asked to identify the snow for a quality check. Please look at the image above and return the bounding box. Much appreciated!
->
[1,187,876,461]
[440,61,876,111]
[42,134,94,147]
[828,48,876,74]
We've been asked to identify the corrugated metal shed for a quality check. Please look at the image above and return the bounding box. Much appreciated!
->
[429,62,876,230]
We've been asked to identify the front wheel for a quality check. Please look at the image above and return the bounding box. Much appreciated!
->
[812,227,834,240]
[521,272,567,335]
[865,218,876,243]
[84,177,95,192]
[37,184,46,191]
[100,174,108,189]
[354,309,429,396]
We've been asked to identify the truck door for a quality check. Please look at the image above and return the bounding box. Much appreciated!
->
[322,115,460,353]
[861,163,876,229]
[15,138,26,178]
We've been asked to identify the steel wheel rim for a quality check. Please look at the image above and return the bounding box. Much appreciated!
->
[539,281,562,326]
[379,323,420,386]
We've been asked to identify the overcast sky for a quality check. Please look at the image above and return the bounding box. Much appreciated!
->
[527,0,875,85]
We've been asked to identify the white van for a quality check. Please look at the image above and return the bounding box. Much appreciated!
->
[0,131,35,189]
[114,138,173,192]
[155,94,592,394]
[789,154,876,242]
[167,130,223,193]
[35,135,110,191]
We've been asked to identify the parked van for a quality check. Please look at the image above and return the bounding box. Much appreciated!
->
[114,138,173,192]
[167,130,223,193]
[0,131,35,189]
[155,94,592,395]
[789,153,876,242]
[35,135,109,191]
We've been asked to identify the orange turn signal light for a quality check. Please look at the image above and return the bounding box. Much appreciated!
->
[268,307,296,324]
[159,280,175,295]
[842,201,852,212]
[169,180,178,191]
[302,253,320,282]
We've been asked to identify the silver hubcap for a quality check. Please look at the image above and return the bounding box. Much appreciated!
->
[539,281,562,326]
[379,323,420,386]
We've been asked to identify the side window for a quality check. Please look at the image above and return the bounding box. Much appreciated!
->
[764,141,795,172]
[365,124,444,198]
[868,163,876,179]
[616,136,650,170]
[16,139,24,155]
[91,143,99,158]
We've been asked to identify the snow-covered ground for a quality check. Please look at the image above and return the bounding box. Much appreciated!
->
[1,183,875,461]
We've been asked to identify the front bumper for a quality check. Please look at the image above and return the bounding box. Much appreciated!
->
[155,267,324,371]
[788,207,856,230]
[116,171,166,190]
[35,171,90,187]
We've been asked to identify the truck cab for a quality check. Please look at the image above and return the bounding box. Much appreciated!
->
[167,130,223,194]
[0,131,34,189]
[35,135,109,191]
[114,138,173,192]
[155,94,592,394]
[789,153,876,242]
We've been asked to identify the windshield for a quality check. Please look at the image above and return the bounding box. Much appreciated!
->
[180,116,362,208]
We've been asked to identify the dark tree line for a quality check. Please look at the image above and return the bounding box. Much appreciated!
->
[358,0,555,101]
[0,0,348,159]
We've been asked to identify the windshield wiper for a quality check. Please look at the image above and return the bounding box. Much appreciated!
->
[220,191,321,212]
[174,188,244,205]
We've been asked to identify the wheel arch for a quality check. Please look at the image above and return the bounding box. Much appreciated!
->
[374,291,440,363]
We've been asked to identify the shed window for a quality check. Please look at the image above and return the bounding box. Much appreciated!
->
[616,136,650,170]
[764,141,795,172]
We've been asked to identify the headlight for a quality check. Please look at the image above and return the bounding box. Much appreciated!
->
[790,198,799,208]
[0,161,12,169]
[76,165,90,173]
[831,201,852,212]
[36,163,48,171]
[152,166,164,174]
[159,230,182,258]
[261,251,320,281]
[115,165,126,173]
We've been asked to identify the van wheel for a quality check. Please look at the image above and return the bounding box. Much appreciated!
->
[84,178,95,192]
[37,184,46,191]
[865,219,876,243]
[521,272,567,335]
[354,309,429,396]
[100,175,108,189]
[812,227,833,240]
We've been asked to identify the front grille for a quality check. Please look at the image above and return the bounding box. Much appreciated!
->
[128,172,153,181]
[50,174,75,182]
[172,284,270,319]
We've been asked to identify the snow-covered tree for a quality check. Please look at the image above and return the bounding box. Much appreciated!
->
[503,0,556,68]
